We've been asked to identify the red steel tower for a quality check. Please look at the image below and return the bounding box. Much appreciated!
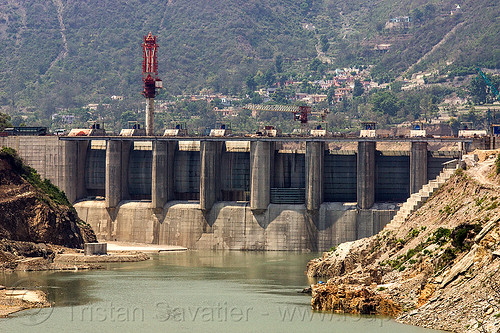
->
[142,32,162,136]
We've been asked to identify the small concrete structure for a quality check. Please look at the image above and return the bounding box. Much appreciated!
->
[409,130,426,137]
[84,243,107,255]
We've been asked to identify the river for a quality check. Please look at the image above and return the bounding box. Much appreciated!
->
[1,251,439,332]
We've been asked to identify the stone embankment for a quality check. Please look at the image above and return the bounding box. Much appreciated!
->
[307,151,500,332]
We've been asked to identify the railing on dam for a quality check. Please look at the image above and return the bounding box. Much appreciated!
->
[270,151,305,204]
[270,188,305,204]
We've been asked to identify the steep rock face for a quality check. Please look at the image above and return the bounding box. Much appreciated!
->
[307,153,500,332]
[0,151,96,248]
[311,283,401,316]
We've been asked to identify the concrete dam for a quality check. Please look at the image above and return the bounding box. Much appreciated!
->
[0,136,462,251]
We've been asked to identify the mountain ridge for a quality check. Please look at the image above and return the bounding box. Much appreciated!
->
[0,0,498,115]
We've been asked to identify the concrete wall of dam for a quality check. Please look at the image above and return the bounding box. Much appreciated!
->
[74,200,396,251]
[0,136,461,251]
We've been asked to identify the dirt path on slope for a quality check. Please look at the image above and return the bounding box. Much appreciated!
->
[48,0,68,71]
[468,156,500,189]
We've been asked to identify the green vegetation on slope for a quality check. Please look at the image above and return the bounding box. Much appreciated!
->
[0,112,11,129]
[0,0,498,122]
[0,147,72,208]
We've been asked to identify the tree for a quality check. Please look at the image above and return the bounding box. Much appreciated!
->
[264,68,275,86]
[448,118,460,136]
[411,8,423,22]
[469,74,500,105]
[250,93,263,104]
[320,35,329,52]
[309,58,322,72]
[327,86,336,105]
[423,4,436,19]
[275,55,283,73]
[271,88,293,104]
[353,79,364,97]
[210,98,223,109]
[0,112,12,130]
[11,116,25,127]
[469,76,489,104]
[246,76,257,92]
[390,81,404,93]
[371,91,400,117]
[120,110,138,127]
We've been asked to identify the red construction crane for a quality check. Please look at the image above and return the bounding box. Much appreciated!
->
[142,32,162,135]
[242,104,329,124]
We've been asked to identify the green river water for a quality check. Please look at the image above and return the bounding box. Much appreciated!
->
[0,251,440,332]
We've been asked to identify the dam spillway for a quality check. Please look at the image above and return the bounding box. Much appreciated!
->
[0,136,462,251]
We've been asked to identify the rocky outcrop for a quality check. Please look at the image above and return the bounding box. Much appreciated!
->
[311,283,401,316]
[0,148,96,248]
[307,152,500,332]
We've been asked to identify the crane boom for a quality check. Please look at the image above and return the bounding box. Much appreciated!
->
[242,104,329,123]
[243,104,303,113]
[477,68,500,102]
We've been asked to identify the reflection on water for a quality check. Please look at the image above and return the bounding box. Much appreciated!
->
[0,251,440,332]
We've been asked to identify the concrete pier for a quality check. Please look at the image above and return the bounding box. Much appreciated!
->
[357,141,376,209]
[152,141,176,210]
[121,141,132,201]
[410,142,428,194]
[306,141,324,211]
[250,141,272,212]
[200,141,222,212]
[65,140,88,203]
[105,140,123,209]
[145,98,154,136]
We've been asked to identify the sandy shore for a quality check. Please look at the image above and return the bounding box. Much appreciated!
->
[0,288,50,318]
[54,251,150,263]
[106,241,187,253]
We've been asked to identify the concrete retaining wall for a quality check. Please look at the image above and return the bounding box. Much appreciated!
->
[0,136,78,202]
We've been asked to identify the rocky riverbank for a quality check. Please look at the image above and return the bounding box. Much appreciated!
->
[307,151,500,332]
[0,286,50,318]
[0,148,101,316]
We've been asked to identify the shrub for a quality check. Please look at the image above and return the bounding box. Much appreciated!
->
[451,224,481,250]
[436,247,456,271]
[431,227,451,245]
[407,228,420,239]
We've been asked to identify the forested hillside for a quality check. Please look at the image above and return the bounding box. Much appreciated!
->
[0,0,498,119]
